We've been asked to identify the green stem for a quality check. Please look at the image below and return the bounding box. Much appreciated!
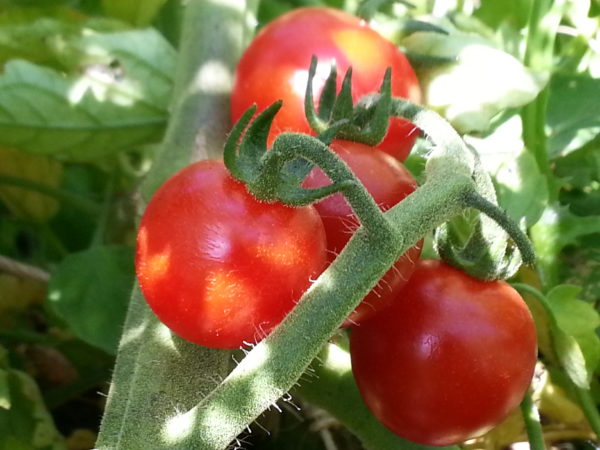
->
[0,174,100,216]
[572,383,600,438]
[520,390,546,450]
[462,191,535,266]
[521,0,566,178]
[140,0,258,198]
[165,170,474,449]
[388,99,474,179]
[96,1,258,448]
[266,133,391,233]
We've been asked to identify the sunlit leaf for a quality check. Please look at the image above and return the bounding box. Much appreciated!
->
[0,28,175,160]
[402,30,546,133]
[466,116,548,226]
[547,75,600,158]
[0,370,65,449]
[102,0,168,26]
[546,285,600,387]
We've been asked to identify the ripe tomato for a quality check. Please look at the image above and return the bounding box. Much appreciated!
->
[302,140,422,325]
[231,7,421,161]
[135,160,327,349]
[350,259,537,446]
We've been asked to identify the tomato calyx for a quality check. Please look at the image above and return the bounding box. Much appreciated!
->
[303,56,393,147]
[224,101,391,237]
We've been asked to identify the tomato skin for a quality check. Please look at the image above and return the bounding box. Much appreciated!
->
[303,140,422,325]
[231,7,421,161]
[350,259,537,446]
[135,160,327,349]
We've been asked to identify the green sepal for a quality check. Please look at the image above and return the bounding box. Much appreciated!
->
[304,56,395,146]
[223,101,282,184]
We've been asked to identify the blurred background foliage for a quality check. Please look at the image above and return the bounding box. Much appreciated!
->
[0,0,598,448]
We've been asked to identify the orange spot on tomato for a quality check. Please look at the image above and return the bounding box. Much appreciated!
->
[331,29,385,72]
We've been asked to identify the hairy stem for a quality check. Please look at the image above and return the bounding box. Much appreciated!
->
[161,169,474,449]
[95,1,258,448]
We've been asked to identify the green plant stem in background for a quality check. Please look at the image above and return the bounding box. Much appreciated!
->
[521,0,565,181]
[572,382,600,439]
[167,169,474,450]
[295,343,461,450]
[140,0,259,198]
[95,1,258,448]
[520,391,546,450]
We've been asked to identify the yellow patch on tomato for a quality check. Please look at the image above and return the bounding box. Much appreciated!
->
[331,29,385,73]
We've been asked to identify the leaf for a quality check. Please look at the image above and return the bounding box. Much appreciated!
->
[465,115,548,226]
[561,245,600,303]
[530,204,600,286]
[48,245,135,354]
[0,28,175,160]
[0,147,63,221]
[547,75,600,158]
[402,30,546,133]
[474,0,533,29]
[0,15,128,69]
[546,285,600,387]
[0,370,66,450]
[102,0,168,26]
[0,369,9,410]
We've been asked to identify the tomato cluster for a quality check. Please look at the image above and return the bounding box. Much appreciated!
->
[135,6,537,447]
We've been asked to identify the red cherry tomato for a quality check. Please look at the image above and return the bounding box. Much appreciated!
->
[303,140,422,325]
[135,160,327,349]
[350,259,537,446]
[231,7,421,161]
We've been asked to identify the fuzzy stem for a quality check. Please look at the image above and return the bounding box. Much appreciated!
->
[263,133,391,233]
[140,0,257,198]
[462,191,536,266]
[95,1,257,448]
[520,390,546,450]
[162,169,474,449]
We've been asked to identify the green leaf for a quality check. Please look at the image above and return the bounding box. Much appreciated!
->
[0,369,10,410]
[0,370,65,450]
[466,115,548,227]
[561,245,600,303]
[402,30,546,133]
[102,0,168,26]
[530,204,600,286]
[546,285,600,387]
[474,0,533,29]
[0,15,128,69]
[48,245,135,354]
[0,28,175,160]
[547,75,600,158]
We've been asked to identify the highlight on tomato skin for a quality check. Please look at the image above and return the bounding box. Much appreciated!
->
[350,259,538,446]
[231,6,422,161]
[302,139,422,326]
[135,159,328,349]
